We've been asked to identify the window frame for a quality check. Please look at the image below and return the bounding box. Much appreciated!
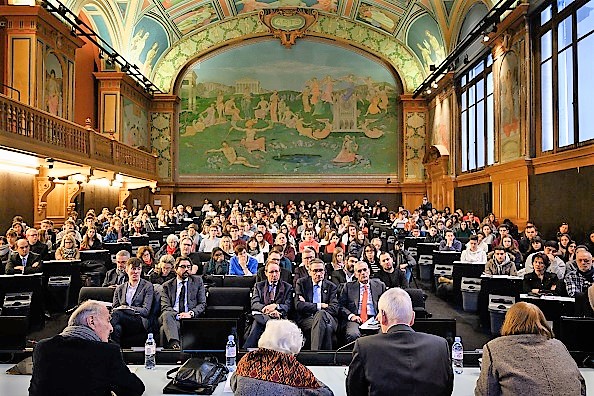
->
[535,0,594,155]
[458,55,495,173]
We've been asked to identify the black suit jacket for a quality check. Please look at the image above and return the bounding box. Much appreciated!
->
[161,275,206,317]
[251,280,293,317]
[294,277,339,322]
[347,324,453,396]
[29,241,50,261]
[5,252,42,275]
[102,268,128,287]
[29,335,144,396]
[339,279,386,321]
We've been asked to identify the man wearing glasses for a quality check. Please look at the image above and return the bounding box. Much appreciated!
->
[179,236,203,275]
[244,261,293,348]
[295,258,339,350]
[103,250,130,287]
[293,246,316,286]
[339,261,386,343]
[160,257,206,350]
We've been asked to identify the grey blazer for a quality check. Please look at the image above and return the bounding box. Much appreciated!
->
[112,278,154,329]
[161,275,206,317]
[339,279,386,320]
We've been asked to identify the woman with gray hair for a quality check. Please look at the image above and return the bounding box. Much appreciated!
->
[231,319,333,395]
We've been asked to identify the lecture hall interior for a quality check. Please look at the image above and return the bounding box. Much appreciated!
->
[1,0,594,394]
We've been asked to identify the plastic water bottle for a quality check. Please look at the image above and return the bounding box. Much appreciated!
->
[225,335,237,372]
[144,333,156,370]
[452,336,463,374]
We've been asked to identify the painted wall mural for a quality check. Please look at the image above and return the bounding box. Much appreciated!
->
[122,97,149,149]
[429,95,451,152]
[234,0,339,14]
[356,2,400,35]
[160,0,220,35]
[45,53,63,117]
[499,49,521,163]
[151,112,173,180]
[129,17,170,77]
[178,39,401,176]
[407,14,446,74]
[404,111,426,181]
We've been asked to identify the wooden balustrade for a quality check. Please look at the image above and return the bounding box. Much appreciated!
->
[0,94,157,177]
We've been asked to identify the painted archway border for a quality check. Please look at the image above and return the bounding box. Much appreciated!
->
[151,13,425,94]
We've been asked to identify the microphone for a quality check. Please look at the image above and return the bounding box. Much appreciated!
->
[333,339,357,366]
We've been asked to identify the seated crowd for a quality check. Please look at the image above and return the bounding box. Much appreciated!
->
[2,197,594,353]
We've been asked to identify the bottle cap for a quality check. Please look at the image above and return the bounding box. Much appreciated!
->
[228,335,234,341]
[147,333,154,339]
[454,336,461,342]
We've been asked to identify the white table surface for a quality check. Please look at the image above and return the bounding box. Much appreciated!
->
[2,364,593,395]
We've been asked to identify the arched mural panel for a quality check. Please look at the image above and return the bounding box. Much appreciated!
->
[177,38,402,176]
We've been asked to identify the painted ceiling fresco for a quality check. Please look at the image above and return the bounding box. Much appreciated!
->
[65,0,494,91]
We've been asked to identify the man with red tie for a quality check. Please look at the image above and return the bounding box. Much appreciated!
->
[339,261,386,343]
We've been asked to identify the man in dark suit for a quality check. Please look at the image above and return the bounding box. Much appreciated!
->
[160,256,206,349]
[29,300,144,396]
[244,261,293,348]
[179,236,203,275]
[330,254,358,286]
[295,258,339,350]
[293,247,316,286]
[5,238,42,275]
[110,257,154,344]
[102,250,130,287]
[256,251,292,284]
[339,261,386,343]
[346,287,453,396]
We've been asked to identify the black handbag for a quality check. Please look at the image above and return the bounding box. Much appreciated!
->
[163,357,229,395]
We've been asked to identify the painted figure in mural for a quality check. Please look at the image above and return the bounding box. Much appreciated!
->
[143,42,159,76]
[241,92,253,120]
[378,87,389,112]
[366,95,381,116]
[231,119,272,153]
[254,97,269,120]
[176,6,214,33]
[206,141,259,168]
[46,69,61,116]
[130,30,150,66]
[312,119,333,140]
[360,119,384,139]
[269,91,279,123]
[299,87,311,113]
[321,76,334,103]
[312,0,338,12]
[236,0,269,13]
[224,97,242,121]
[424,29,446,61]
[309,78,320,106]
[295,117,318,140]
[216,94,225,121]
[359,5,395,31]
[277,99,287,122]
[333,135,358,163]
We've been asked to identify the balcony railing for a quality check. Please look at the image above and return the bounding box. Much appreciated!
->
[0,94,157,177]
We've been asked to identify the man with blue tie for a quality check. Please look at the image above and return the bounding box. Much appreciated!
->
[295,258,339,350]
[5,238,42,275]
[160,257,206,350]
[339,261,386,343]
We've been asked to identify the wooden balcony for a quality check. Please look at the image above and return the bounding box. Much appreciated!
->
[0,94,157,180]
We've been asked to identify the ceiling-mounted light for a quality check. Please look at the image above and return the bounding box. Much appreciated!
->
[431,82,438,89]
[483,34,490,42]
[426,89,432,95]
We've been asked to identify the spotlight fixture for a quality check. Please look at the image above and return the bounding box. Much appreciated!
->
[46,158,55,169]
[121,63,130,73]
[386,177,392,185]
[426,89,432,95]
[463,55,469,65]
[431,81,438,89]
[483,34,490,42]
[429,64,437,72]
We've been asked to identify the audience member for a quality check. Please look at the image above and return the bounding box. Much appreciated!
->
[439,229,462,252]
[339,261,386,343]
[484,245,517,276]
[103,250,131,287]
[244,261,293,348]
[375,251,408,289]
[198,224,221,253]
[179,236,203,275]
[54,234,80,260]
[156,234,180,260]
[475,302,585,395]
[26,228,49,261]
[203,247,230,275]
[137,245,156,277]
[231,320,333,395]
[110,258,154,345]
[160,257,206,349]
[29,300,144,396]
[229,245,258,276]
[149,254,176,285]
[330,254,357,286]
[79,226,102,251]
[522,252,559,295]
[460,236,487,263]
[524,240,566,279]
[5,238,42,275]
[565,249,594,297]
[346,288,453,396]
[294,247,317,286]
[294,258,339,350]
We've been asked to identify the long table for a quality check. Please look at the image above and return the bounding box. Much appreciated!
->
[2,365,593,395]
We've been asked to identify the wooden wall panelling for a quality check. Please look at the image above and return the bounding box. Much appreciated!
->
[490,159,532,229]
[0,169,34,232]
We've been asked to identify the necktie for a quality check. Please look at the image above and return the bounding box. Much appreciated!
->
[313,284,321,304]
[269,283,276,302]
[360,284,369,322]
[179,281,186,313]
[22,257,27,267]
